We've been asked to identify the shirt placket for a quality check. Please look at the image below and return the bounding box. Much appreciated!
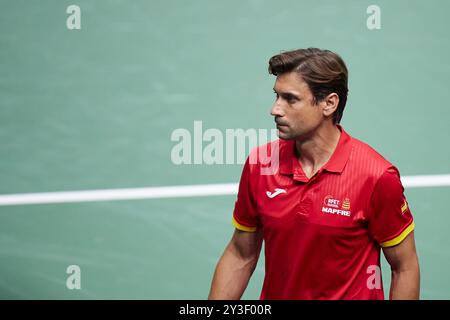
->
[294,169,322,221]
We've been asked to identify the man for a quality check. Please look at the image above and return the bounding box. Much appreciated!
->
[208,48,420,300]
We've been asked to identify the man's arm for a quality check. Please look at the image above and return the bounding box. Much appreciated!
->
[208,228,263,300]
[382,231,420,299]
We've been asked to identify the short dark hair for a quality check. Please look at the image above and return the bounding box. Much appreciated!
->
[268,48,348,124]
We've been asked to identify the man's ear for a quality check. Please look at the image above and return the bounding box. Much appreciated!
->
[322,93,339,117]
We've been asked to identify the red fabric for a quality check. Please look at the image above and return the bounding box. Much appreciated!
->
[368,167,414,244]
[233,126,414,300]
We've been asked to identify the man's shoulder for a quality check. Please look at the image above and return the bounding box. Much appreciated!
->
[349,136,394,172]
[245,139,292,177]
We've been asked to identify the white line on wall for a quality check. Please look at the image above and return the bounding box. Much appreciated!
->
[0,174,449,206]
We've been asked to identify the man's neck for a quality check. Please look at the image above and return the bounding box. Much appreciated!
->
[295,123,341,179]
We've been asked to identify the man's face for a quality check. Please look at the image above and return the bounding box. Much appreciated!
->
[271,72,324,140]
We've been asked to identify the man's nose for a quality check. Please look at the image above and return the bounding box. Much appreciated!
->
[270,101,284,117]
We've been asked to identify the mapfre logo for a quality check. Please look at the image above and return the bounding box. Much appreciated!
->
[322,195,351,217]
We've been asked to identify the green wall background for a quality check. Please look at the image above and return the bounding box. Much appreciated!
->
[0,0,449,299]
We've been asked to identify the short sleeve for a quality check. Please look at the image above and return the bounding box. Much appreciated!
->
[232,157,260,232]
[368,166,415,247]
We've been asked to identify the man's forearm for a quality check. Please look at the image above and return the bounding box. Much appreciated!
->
[208,249,258,300]
[389,267,420,299]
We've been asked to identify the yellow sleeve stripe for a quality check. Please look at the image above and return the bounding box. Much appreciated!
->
[232,216,257,232]
[380,221,415,248]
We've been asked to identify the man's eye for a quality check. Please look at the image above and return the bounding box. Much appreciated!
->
[287,97,297,103]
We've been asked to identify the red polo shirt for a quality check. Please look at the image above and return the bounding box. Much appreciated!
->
[232,125,415,300]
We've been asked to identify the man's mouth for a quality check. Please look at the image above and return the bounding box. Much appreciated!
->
[275,121,288,127]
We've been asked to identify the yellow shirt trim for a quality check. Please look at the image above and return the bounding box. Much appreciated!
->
[232,216,257,232]
[380,221,415,247]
